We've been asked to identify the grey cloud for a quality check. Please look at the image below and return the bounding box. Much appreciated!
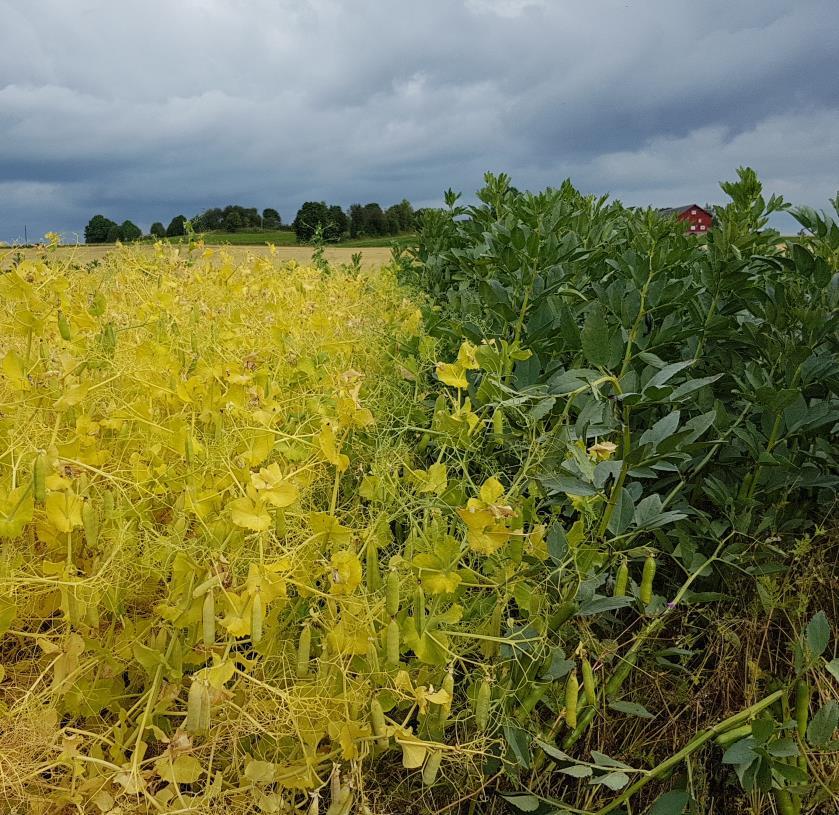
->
[0,0,837,243]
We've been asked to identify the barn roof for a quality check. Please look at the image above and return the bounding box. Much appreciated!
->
[657,204,712,218]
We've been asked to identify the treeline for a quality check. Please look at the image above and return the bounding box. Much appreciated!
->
[83,199,424,244]
[292,198,421,241]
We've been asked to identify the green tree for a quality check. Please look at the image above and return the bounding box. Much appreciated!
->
[386,199,414,233]
[262,208,282,228]
[105,224,120,243]
[84,214,117,244]
[119,220,142,242]
[327,205,348,240]
[150,222,166,239]
[293,202,329,242]
[166,215,187,237]
[223,210,243,232]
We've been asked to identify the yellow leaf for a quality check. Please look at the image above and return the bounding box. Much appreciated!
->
[243,429,275,467]
[416,462,448,495]
[251,462,299,507]
[309,512,352,547]
[329,550,362,595]
[45,492,82,534]
[244,759,277,785]
[456,340,480,370]
[0,486,34,539]
[318,422,349,471]
[588,440,618,461]
[479,477,505,505]
[422,570,462,595]
[397,732,428,769]
[2,350,29,389]
[435,361,468,389]
[154,754,203,784]
[54,382,90,409]
[229,495,271,531]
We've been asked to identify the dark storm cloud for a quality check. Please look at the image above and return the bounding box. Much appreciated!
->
[1,0,837,243]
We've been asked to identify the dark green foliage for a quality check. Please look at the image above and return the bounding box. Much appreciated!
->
[262,207,282,228]
[84,214,118,244]
[166,214,187,237]
[105,224,120,243]
[401,168,839,813]
[118,220,141,242]
[293,201,346,242]
[350,201,412,238]
[406,169,838,533]
[150,221,166,239]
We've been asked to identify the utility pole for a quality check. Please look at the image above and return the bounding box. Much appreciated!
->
[24,225,28,244]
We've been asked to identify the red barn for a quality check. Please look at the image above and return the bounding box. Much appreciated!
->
[658,204,713,234]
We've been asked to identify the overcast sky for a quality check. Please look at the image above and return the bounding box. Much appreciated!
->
[1,0,837,243]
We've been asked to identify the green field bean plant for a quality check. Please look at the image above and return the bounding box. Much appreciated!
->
[393,168,838,813]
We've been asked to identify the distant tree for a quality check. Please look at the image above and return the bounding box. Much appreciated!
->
[119,220,142,242]
[223,210,243,232]
[349,203,389,237]
[386,199,414,234]
[363,203,387,236]
[192,207,223,232]
[150,222,166,239]
[105,224,121,243]
[293,201,330,242]
[349,204,365,238]
[84,214,118,244]
[166,215,187,237]
[327,205,348,240]
[262,208,282,228]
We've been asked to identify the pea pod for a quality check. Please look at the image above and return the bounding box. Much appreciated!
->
[613,559,628,598]
[714,723,752,747]
[365,538,382,593]
[436,670,455,728]
[422,750,443,786]
[475,679,491,732]
[639,555,656,606]
[548,600,578,632]
[385,570,399,617]
[185,679,210,734]
[202,590,215,647]
[385,618,400,666]
[82,501,99,549]
[103,489,115,520]
[565,671,579,728]
[582,658,597,707]
[297,625,312,678]
[795,680,809,770]
[492,408,504,441]
[414,586,426,633]
[251,591,264,644]
[370,698,388,748]
[772,789,797,815]
[57,311,71,341]
[33,453,47,504]
[482,600,503,658]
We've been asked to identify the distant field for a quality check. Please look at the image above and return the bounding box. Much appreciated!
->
[1,243,395,270]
